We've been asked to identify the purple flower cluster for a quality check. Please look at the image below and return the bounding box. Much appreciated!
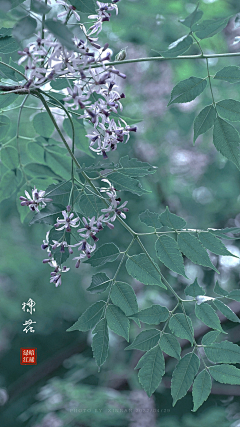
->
[18,1,133,287]
[20,178,128,287]
[18,0,137,159]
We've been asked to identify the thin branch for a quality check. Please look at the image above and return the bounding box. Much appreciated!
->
[87,52,240,70]
[0,60,26,80]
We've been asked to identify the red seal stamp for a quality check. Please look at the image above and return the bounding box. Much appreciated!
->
[20,348,37,365]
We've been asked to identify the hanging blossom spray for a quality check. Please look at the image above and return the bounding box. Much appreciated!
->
[17,0,137,158]
[19,0,135,286]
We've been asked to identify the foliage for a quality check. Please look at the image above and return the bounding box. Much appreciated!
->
[2,0,240,425]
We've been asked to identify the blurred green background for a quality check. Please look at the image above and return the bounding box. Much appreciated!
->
[1,0,240,425]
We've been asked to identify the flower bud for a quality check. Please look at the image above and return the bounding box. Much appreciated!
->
[102,150,108,159]
[75,259,80,268]
[106,222,114,229]
[103,43,109,51]
[115,47,128,61]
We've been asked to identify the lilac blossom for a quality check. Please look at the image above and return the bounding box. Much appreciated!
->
[56,0,80,21]
[55,210,80,232]
[49,263,70,287]
[17,0,136,160]
[22,1,136,287]
[72,241,97,267]
[88,1,119,35]
[101,200,129,221]
[42,176,129,285]
[51,240,74,254]
[19,187,52,212]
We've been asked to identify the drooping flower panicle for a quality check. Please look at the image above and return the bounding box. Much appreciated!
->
[17,0,137,159]
[19,1,133,287]
[38,177,129,286]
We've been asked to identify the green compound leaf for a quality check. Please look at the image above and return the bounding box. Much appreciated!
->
[192,16,230,39]
[139,209,162,229]
[202,331,220,345]
[0,0,25,11]
[78,161,115,174]
[45,148,71,181]
[130,305,169,325]
[213,117,240,170]
[213,300,240,323]
[24,163,61,179]
[135,353,147,370]
[27,141,45,163]
[195,302,225,332]
[0,36,19,54]
[210,227,240,240]
[177,232,219,273]
[213,281,228,296]
[168,77,207,106]
[185,278,205,298]
[0,114,10,141]
[71,0,96,13]
[92,318,109,368]
[84,243,120,267]
[0,28,11,37]
[169,313,194,345]
[86,273,111,294]
[44,181,79,207]
[159,333,181,360]
[137,345,165,397]
[204,340,240,363]
[111,112,142,126]
[45,92,64,105]
[159,206,186,230]
[198,232,237,257]
[33,112,54,138]
[179,5,203,28]
[192,369,212,412]
[29,203,66,225]
[63,117,94,157]
[118,155,157,177]
[67,301,105,332]
[0,92,18,108]
[209,364,240,384]
[12,16,37,41]
[78,194,105,218]
[50,78,69,90]
[110,282,138,316]
[106,304,130,341]
[7,58,24,81]
[155,235,187,278]
[227,290,240,302]
[125,329,160,351]
[45,19,80,52]
[0,169,22,202]
[160,35,193,58]
[1,146,18,169]
[107,172,150,196]
[126,253,166,288]
[214,66,240,83]
[193,104,216,143]
[171,352,200,406]
[216,99,240,122]
[30,0,51,14]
